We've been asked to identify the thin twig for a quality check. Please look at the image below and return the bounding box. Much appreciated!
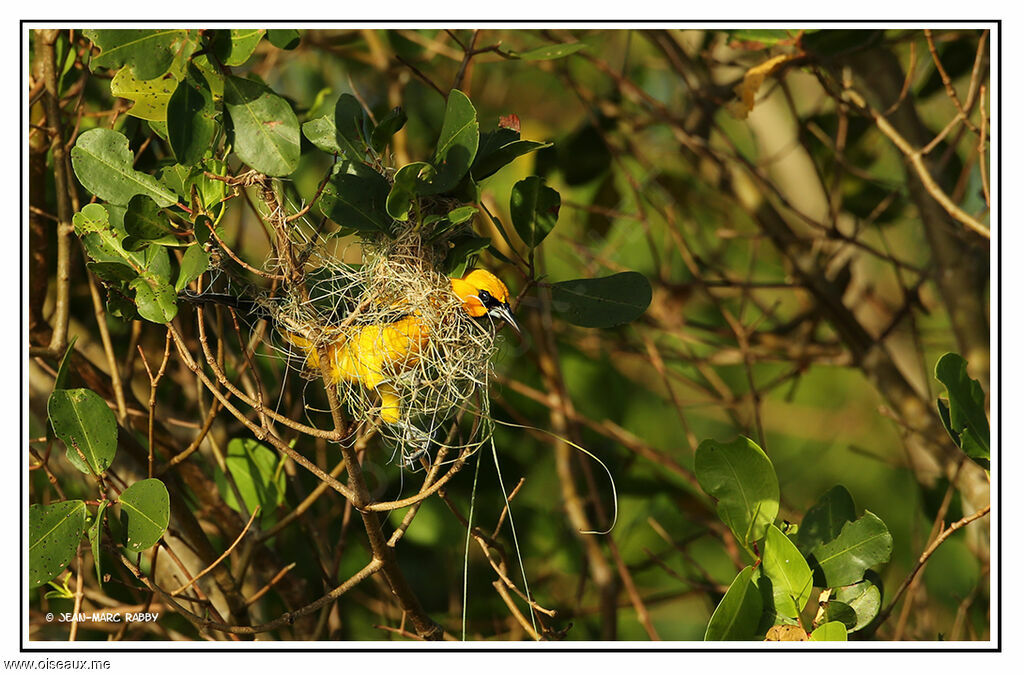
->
[170,507,260,596]
[875,504,990,633]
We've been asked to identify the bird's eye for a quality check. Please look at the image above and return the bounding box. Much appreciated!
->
[477,289,493,303]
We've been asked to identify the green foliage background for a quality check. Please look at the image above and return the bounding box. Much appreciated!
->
[27,27,991,642]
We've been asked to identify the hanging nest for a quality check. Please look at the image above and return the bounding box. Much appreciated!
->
[253,221,500,464]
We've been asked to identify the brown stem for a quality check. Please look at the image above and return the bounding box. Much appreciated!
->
[315,345,443,640]
[32,29,73,357]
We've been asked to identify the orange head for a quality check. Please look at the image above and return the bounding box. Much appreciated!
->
[449,269,519,334]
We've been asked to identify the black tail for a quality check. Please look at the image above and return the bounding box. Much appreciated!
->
[178,291,263,318]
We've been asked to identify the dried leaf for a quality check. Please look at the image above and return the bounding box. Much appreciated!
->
[727,53,801,119]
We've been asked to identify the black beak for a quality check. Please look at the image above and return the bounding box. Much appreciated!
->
[489,302,520,335]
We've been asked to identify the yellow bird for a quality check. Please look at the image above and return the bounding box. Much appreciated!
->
[284,268,518,424]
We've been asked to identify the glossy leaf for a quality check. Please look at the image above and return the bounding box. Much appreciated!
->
[224,75,300,177]
[704,566,763,641]
[118,478,170,553]
[176,244,210,293]
[89,500,109,585]
[211,29,265,66]
[130,276,178,324]
[809,621,848,641]
[761,524,813,619]
[74,204,147,279]
[266,29,301,50]
[71,129,177,207]
[29,501,87,589]
[370,106,408,153]
[796,485,856,554]
[820,600,858,630]
[318,161,392,234]
[124,195,184,248]
[514,42,586,60]
[334,94,372,161]
[835,575,882,632]
[935,353,990,469]
[85,29,192,80]
[167,68,217,165]
[695,436,779,549]
[810,511,893,588]
[52,335,78,394]
[110,67,178,121]
[387,162,433,221]
[447,205,478,225]
[445,235,492,278]
[473,137,551,181]
[549,271,652,328]
[302,116,343,155]
[421,89,478,195]
[141,239,173,283]
[510,176,560,249]
[47,388,117,475]
[726,30,797,48]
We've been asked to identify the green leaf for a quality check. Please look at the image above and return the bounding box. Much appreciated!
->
[71,129,178,207]
[89,500,109,585]
[935,353,990,469]
[834,575,882,632]
[142,239,173,283]
[549,271,652,328]
[167,67,217,166]
[85,29,192,80]
[159,161,228,214]
[447,205,478,225]
[318,161,392,234]
[370,106,408,153]
[44,576,74,600]
[695,436,779,549]
[52,335,78,394]
[109,67,178,121]
[725,30,797,48]
[802,30,883,58]
[444,235,493,278]
[75,204,138,264]
[753,568,799,633]
[819,600,858,630]
[704,566,763,641]
[796,485,856,555]
[514,42,586,61]
[472,136,551,181]
[176,244,210,293]
[130,276,178,324]
[211,29,265,66]
[332,94,371,162]
[387,162,433,221]
[810,511,893,588]
[302,116,342,155]
[224,75,300,177]
[47,388,118,475]
[124,195,184,248]
[809,621,848,641]
[421,89,478,195]
[510,176,560,249]
[266,29,300,50]
[118,479,170,553]
[193,53,224,98]
[29,501,87,589]
[216,438,286,523]
[761,524,813,619]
